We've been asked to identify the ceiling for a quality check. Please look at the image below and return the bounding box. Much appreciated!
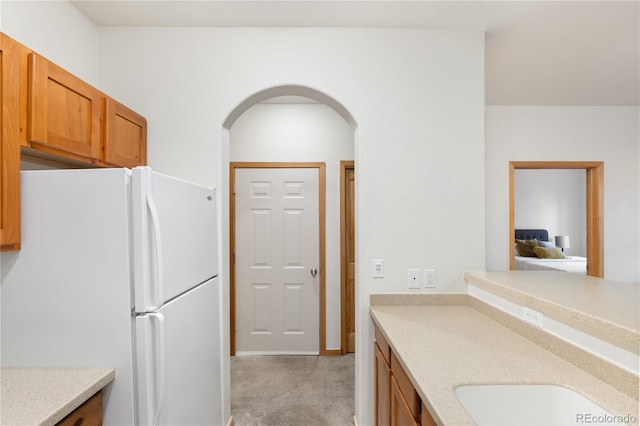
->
[70,0,639,106]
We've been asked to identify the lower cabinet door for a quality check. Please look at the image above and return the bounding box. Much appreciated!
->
[56,391,102,426]
[375,342,391,426]
[391,376,419,426]
[421,402,437,426]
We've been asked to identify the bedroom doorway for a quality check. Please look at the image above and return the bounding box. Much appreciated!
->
[508,161,604,278]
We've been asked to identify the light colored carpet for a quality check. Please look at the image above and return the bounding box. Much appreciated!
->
[231,354,355,426]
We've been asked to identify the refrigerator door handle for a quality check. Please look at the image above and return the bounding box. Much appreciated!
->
[146,190,165,311]
[149,312,166,426]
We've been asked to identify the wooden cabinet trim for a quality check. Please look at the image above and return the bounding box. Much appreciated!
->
[421,402,437,426]
[391,352,421,422]
[375,342,391,426]
[1,33,22,250]
[391,376,419,426]
[56,390,102,426]
[375,325,391,365]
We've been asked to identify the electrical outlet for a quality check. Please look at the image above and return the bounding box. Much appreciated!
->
[407,269,421,289]
[423,269,436,288]
[523,307,544,328]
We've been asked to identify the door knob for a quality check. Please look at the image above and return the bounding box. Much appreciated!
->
[310,267,318,277]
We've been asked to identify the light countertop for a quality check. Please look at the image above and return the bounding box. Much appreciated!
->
[0,368,115,426]
[464,271,640,346]
[370,294,639,425]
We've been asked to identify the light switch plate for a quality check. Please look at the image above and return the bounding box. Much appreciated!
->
[372,259,384,278]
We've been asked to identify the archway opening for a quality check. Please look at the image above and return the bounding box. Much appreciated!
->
[223,85,357,131]
[223,84,358,424]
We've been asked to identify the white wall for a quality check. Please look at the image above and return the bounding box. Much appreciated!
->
[515,169,586,256]
[486,106,640,284]
[0,0,100,87]
[230,102,354,350]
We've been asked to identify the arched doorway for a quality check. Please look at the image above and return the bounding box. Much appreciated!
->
[223,85,357,355]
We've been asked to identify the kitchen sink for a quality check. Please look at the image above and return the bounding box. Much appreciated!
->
[454,384,628,425]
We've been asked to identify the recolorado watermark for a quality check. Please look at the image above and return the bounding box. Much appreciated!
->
[576,413,637,424]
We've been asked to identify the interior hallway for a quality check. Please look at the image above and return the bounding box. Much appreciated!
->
[231,354,355,425]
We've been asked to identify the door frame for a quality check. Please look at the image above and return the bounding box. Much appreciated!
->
[340,161,355,355]
[509,161,604,277]
[230,162,327,355]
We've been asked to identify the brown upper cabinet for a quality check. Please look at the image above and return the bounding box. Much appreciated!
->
[2,33,147,168]
[27,52,103,163]
[1,33,23,250]
[24,49,147,168]
[0,32,147,251]
[104,98,147,168]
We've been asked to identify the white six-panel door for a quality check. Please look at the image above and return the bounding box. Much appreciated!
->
[235,168,320,354]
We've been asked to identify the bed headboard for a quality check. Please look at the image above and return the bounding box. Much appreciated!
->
[515,229,549,242]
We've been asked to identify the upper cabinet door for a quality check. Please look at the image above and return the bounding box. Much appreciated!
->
[1,34,22,251]
[104,98,147,168]
[27,52,102,162]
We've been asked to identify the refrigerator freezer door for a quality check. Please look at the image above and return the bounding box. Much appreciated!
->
[135,278,222,425]
[132,167,218,312]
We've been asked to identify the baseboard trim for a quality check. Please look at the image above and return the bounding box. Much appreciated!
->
[235,351,319,356]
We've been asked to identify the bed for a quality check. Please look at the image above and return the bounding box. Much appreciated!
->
[514,229,587,274]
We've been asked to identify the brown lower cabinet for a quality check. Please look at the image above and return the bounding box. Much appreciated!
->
[56,390,102,426]
[375,341,391,426]
[391,376,419,426]
[374,325,438,426]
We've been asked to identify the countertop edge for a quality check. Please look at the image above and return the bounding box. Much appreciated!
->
[0,368,116,426]
[464,271,640,346]
[47,369,115,426]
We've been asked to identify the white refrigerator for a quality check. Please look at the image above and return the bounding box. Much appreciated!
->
[1,167,222,426]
